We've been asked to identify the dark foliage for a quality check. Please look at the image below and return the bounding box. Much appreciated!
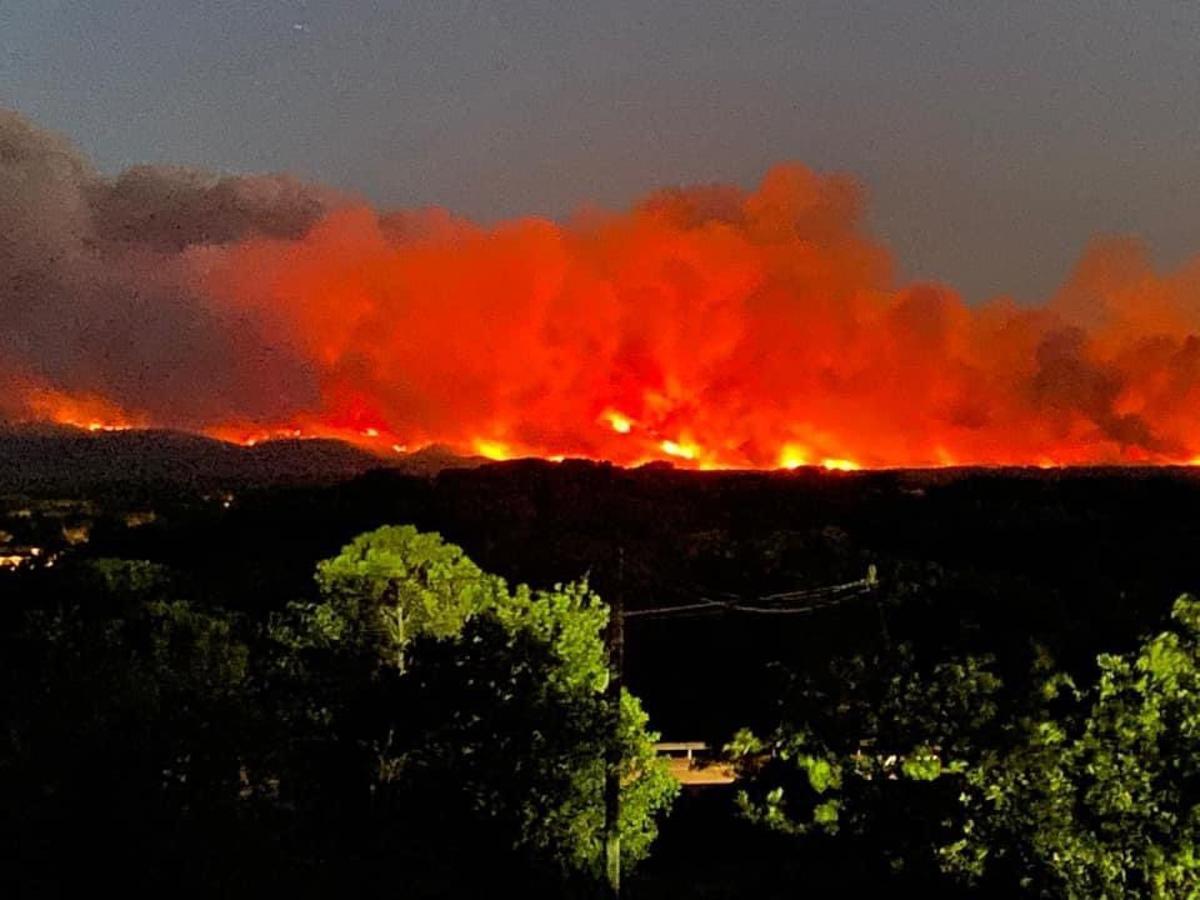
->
[3,460,1200,895]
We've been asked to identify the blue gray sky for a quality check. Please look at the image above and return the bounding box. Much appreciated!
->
[3,1,1199,301]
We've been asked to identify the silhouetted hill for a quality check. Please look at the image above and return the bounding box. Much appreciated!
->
[393,442,490,477]
[0,425,487,492]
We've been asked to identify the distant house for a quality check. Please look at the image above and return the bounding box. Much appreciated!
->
[0,546,52,569]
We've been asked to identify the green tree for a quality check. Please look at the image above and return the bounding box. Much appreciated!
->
[943,594,1200,897]
[731,595,1200,897]
[1,559,259,891]
[313,525,505,671]
[727,644,1002,878]
[395,581,677,875]
[6,559,252,800]
[274,526,677,879]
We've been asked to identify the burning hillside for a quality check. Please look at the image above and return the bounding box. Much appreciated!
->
[4,108,1200,469]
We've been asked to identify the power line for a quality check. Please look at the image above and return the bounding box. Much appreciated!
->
[601,560,877,896]
[758,583,861,602]
[726,587,872,614]
[623,599,727,619]
[623,567,878,620]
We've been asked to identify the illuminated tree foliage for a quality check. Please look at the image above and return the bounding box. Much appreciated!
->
[727,645,1003,878]
[274,525,677,877]
[397,584,676,875]
[944,594,1200,898]
[312,525,506,664]
[731,595,1200,897]
[1,531,675,893]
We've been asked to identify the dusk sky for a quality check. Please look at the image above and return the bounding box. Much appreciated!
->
[3,1,1199,301]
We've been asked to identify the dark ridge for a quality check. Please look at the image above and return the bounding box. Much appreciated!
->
[0,424,487,493]
[4,422,1200,495]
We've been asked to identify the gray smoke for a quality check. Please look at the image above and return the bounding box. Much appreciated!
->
[0,108,327,425]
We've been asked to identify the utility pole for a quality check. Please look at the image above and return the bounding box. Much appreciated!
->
[603,547,625,899]
[597,559,875,896]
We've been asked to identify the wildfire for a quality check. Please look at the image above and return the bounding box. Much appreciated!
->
[820,458,861,472]
[9,129,1200,471]
[20,387,143,434]
[193,164,1200,472]
[205,424,304,447]
[603,410,634,434]
[778,445,810,470]
[660,439,697,461]
[472,438,514,461]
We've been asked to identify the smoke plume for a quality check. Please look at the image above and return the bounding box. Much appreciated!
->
[4,107,1200,468]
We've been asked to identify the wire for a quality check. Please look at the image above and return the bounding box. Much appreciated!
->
[624,607,728,623]
[727,587,872,614]
[623,570,877,621]
[758,578,870,603]
[624,599,728,619]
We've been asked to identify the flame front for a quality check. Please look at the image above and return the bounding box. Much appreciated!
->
[22,386,145,434]
[197,166,1200,469]
[6,104,1200,472]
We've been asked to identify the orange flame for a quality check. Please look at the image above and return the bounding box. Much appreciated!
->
[21,386,145,434]
[12,164,1200,470]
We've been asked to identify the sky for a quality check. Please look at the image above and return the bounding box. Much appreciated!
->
[2,1,1199,302]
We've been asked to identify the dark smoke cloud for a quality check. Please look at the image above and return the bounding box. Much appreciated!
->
[95,165,328,252]
[0,108,324,425]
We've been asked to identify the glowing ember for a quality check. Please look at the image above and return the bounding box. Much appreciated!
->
[660,440,698,461]
[778,445,810,470]
[473,439,513,461]
[21,386,144,434]
[820,458,862,472]
[603,411,634,434]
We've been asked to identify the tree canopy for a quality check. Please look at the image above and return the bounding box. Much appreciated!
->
[276,525,677,877]
[730,594,1200,897]
[943,594,1200,897]
[1,529,677,894]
